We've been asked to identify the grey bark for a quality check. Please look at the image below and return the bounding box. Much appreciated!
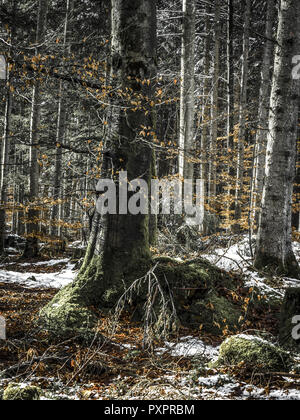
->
[51,0,73,237]
[179,0,195,181]
[23,0,48,258]
[233,0,251,232]
[255,0,300,278]
[251,0,275,228]
[208,0,220,200]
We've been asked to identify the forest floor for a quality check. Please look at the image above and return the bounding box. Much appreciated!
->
[0,236,300,400]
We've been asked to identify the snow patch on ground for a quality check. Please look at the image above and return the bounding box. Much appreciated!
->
[203,237,300,302]
[156,336,219,360]
[0,262,76,289]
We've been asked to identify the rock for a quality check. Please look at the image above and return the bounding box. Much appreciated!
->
[212,334,292,372]
[3,384,41,400]
[186,294,241,335]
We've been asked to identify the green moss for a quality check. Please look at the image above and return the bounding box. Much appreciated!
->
[38,284,98,339]
[185,294,241,335]
[212,335,292,372]
[3,384,41,400]
[39,256,104,339]
[39,253,243,339]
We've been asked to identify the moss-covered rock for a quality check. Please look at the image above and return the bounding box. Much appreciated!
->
[3,384,41,400]
[153,257,242,334]
[183,294,241,335]
[212,334,292,372]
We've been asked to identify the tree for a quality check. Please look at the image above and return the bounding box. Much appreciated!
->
[23,0,48,258]
[208,0,220,200]
[178,0,195,181]
[233,0,251,232]
[251,0,275,227]
[39,0,159,336]
[254,0,300,278]
[51,0,74,237]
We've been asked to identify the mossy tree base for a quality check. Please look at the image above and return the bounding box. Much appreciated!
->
[254,251,300,279]
[39,255,244,340]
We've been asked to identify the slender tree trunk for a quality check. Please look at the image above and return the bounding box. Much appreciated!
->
[0,1,15,253]
[233,0,251,233]
[226,0,235,226]
[0,77,12,253]
[251,0,275,229]
[51,0,73,237]
[208,0,220,201]
[179,0,195,181]
[23,0,48,258]
[200,6,211,227]
[254,0,300,278]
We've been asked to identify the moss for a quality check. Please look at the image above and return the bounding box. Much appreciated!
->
[38,284,98,339]
[40,254,243,339]
[185,294,241,335]
[39,256,103,339]
[212,335,292,372]
[3,384,41,400]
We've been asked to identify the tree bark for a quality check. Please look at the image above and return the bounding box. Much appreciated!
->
[208,0,220,201]
[179,0,195,182]
[254,0,300,278]
[233,0,251,233]
[23,0,48,258]
[251,0,275,229]
[51,0,73,238]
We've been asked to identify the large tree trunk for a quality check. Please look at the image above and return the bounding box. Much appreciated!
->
[39,0,158,337]
[254,0,300,278]
[23,0,48,258]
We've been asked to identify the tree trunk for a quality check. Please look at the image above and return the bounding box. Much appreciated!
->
[39,0,158,337]
[51,0,73,237]
[254,0,300,278]
[251,0,275,229]
[233,0,251,233]
[226,0,235,226]
[179,0,195,181]
[208,0,220,201]
[23,0,48,258]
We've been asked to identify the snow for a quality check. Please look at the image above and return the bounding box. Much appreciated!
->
[0,262,76,289]
[18,259,70,268]
[203,237,300,302]
[156,336,219,360]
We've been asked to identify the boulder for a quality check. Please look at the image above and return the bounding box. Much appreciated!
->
[212,334,292,372]
[3,383,41,400]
